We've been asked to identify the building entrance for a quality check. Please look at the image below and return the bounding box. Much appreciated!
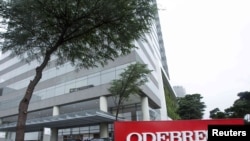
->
[58,124,113,141]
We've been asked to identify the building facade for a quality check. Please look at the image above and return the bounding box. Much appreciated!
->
[0,2,175,141]
[173,86,187,97]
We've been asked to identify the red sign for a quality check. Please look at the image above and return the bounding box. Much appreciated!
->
[114,118,244,141]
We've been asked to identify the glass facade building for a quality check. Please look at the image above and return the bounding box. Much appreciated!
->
[0,1,175,141]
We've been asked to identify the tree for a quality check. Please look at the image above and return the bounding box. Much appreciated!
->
[164,87,180,119]
[209,108,226,119]
[209,91,250,119]
[177,94,206,119]
[224,91,250,118]
[108,62,152,120]
[0,0,157,141]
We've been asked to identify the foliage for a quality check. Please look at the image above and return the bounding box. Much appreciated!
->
[0,0,157,141]
[209,91,250,119]
[164,86,180,119]
[177,94,206,119]
[0,0,156,68]
[209,108,226,119]
[227,91,250,118]
[108,62,152,120]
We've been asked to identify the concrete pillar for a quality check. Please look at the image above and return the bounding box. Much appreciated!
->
[43,128,51,141]
[99,96,108,112]
[53,106,60,116]
[0,132,6,140]
[100,123,109,138]
[141,96,150,120]
[49,106,60,141]
[50,128,58,141]
[99,96,109,138]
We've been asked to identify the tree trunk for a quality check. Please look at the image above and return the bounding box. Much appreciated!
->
[15,50,56,141]
[16,80,41,141]
[115,98,123,120]
[115,106,119,120]
[14,28,65,141]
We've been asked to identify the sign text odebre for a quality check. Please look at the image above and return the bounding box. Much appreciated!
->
[114,119,246,141]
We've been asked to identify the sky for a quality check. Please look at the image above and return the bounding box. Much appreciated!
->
[157,0,250,118]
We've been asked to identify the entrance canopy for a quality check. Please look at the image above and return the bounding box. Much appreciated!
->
[0,110,120,132]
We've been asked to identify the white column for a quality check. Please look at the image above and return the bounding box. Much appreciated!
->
[53,106,60,116]
[43,128,51,141]
[99,96,108,112]
[0,131,6,140]
[99,96,109,138]
[141,96,150,120]
[50,106,60,141]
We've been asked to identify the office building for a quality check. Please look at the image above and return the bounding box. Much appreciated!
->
[0,1,175,141]
[173,86,186,97]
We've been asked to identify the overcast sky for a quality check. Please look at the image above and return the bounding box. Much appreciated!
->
[158,0,250,118]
